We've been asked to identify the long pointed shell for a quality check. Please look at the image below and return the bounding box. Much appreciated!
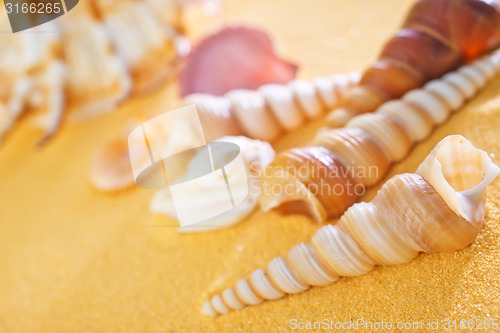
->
[260,52,499,223]
[325,0,500,127]
[203,135,499,315]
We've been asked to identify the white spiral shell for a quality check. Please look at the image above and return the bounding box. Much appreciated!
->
[203,135,500,315]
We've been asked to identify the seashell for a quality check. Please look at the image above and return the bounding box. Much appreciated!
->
[225,90,282,142]
[150,136,275,232]
[0,0,188,145]
[258,84,305,131]
[423,79,464,111]
[260,146,359,222]
[376,100,434,143]
[458,65,487,89]
[442,71,476,99]
[178,26,298,97]
[401,89,450,125]
[325,0,500,127]
[94,0,178,92]
[345,113,412,163]
[260,53,499,223]
[181,93,243,141]
[180,71,359,143]
[0,18,59,143]
[91,68,358,193]
[287,80,324,119]
[203,135,500,315]
[312,76,339,109]
[144,0,183,29]
[312,127,390,186]
[89,138,137,192]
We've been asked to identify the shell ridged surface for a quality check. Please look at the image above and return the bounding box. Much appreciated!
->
[260,51,500,223]
[324,0,500,127]
[182,72,359,142]
[203,136,499,316]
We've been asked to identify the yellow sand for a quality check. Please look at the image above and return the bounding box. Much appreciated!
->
[1,0,500,332]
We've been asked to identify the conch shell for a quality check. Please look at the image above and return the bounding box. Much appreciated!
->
[202,135,500,315]
[260,51,500,223]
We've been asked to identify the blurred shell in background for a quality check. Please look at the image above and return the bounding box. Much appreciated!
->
[0,0,214,145]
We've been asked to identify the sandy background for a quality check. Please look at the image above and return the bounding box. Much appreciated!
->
[1,0,500,332]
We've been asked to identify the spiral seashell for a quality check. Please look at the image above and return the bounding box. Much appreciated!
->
[202,135,500,316]
[181,72,360,142]
[59,5,131,119]
[91,71,359,193]
[0,0,188,144]
[260,51,500,223]
[181,94,243,141]
[93,0,178,93]
[150,136,276,233]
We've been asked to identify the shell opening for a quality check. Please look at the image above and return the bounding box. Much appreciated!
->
[417,135,500,223]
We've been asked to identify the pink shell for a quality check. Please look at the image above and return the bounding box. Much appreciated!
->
[178,26,298,97]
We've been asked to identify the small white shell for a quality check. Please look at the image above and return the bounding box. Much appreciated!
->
[181,93,242,141]
[202,301,217,316]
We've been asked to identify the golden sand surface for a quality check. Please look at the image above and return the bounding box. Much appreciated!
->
[1,0,500,332]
